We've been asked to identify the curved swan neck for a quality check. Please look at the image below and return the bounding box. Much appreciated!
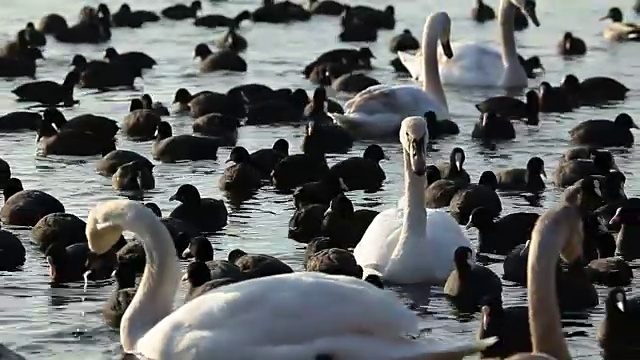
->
[527,218,572,360]
[422,17,448,111]
[498,0,519,65]
[120,210,181,352]
[400,150,427,241]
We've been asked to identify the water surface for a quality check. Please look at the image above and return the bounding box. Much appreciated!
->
[0,0,639,358]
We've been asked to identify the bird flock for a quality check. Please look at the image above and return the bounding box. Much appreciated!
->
[0,0,639,359]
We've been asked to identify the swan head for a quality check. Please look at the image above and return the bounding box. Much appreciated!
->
[86,199,148,255]
[427,12,454,59]
[400,116,429,176]
[511,0,540,27]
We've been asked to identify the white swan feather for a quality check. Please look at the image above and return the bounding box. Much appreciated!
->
[330,12,452,138]
[136,272,494,360]
[86,199,494,360]
[399,41,507,87]
[398,0,539,88]
[355,206,470,284]
[354,116,471,285]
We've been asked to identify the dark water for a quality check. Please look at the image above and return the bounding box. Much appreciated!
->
[0,0,639,358]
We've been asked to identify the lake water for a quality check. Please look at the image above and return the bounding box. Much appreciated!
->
[0,0,639,358]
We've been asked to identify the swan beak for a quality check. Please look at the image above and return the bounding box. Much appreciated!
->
[632,122,639,129]
[617,300,625,312]
[181,272,189,282]
[410,145,426,176]
[169,194,177,201]
[540,169,547,179]
[599,15,610,21]
[524,3,540,27]
[441,40,454,59]
[182,247,193,258]
[324,208,332,217]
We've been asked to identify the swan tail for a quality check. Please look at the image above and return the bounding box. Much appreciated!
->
[401,337,498,360]
[329,113,370,134]
[397,51,423,81]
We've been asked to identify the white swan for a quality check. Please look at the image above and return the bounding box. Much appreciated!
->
[353,117,472,285]
[329,12,453,138]
[398,0,540,88]
[86,199,496,359]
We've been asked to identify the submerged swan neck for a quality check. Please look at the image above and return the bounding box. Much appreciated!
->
[527,217,572,360]
[400,150,427,242]
[422,17,448,111]
[120,209,181,352]
[498,0,518,65]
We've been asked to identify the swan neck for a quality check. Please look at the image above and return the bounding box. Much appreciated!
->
[119,210,181,352]
[422,19,448,111]
[498,0,518,64]
[527,224,572,360]
[400,150,427,243]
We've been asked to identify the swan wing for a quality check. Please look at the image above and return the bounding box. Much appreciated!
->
[437,41,507,87]
[397,50,423,81]
[381,208,470,285]
[344,84,392,110]
[353,208,402,276]
[424,208,472,283]
[331,85,449,137]
[402,41,523,87]
[133,272,494,359]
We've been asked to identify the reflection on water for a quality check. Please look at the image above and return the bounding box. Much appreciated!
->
[0,0,638,358]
